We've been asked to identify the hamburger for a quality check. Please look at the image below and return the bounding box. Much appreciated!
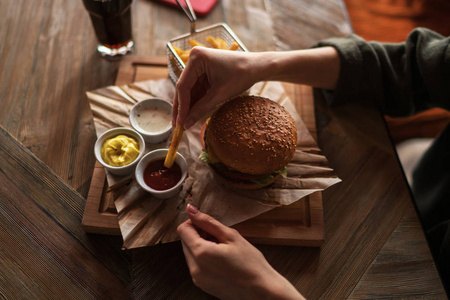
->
[199,95,297,189]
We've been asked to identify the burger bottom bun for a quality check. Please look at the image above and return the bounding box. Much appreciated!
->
[209,165,281,190]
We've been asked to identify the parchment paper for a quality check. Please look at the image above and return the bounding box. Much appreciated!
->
[86,79,341,249]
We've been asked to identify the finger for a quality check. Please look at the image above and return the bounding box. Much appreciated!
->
[178,218,217,252]
[182,75,210,129]
[185,84,238,129]
[180,238,197,272]
[172,89,179,127]
[175,81,192,127]
[190,73,209,104]
[184,79,231,129]
[186,205,235,243]
[184,98,214,129]
[175,58,204,127]
[177,219,202,245]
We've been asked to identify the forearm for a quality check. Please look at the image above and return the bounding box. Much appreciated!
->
[249,47,340,90]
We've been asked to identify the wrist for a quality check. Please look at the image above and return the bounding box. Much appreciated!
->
[247,52,280,83]
[249,265,305,300]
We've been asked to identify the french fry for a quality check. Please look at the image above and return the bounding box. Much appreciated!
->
[164,124,185,168]
[188,39,206,48]
[205,36,220,48]
[179,53,190,64]
[216,37,228,49]
[173,46,185,56]
[228,42,239,50]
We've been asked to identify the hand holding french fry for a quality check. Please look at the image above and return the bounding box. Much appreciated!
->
[171,47,259,130]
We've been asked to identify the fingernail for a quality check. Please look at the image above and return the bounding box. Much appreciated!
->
[187,204,198,215]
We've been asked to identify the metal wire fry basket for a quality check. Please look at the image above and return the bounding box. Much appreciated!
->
[166,23,248,84]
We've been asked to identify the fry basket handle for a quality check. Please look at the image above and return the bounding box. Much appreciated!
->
[175,0,197,33]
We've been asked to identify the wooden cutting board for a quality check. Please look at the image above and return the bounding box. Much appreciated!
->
[82,55,324,247]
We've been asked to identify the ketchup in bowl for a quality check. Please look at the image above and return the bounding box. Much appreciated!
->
[143,158,182,190]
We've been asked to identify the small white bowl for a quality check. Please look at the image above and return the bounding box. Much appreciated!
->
[135,149,188,199]
[129,98,173,143]
[94,127,146,176]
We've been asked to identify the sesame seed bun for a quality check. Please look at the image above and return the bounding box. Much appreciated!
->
[201,95,297,189]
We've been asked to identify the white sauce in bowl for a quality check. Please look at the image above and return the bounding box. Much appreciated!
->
[135,106,171,133]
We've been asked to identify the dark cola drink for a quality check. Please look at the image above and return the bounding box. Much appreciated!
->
[82,0,134,59]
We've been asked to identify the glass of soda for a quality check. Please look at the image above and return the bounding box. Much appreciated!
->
[82,0,134,59]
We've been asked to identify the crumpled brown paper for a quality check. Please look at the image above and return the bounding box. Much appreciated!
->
[86,78,341,249]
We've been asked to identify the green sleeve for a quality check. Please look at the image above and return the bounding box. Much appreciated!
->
[317,28,450,117]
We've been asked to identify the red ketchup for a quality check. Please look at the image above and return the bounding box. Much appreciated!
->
[143,159,182,191]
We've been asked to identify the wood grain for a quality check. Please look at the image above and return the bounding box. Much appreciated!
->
[350,207,446,298]
[269,0,353,50]
[0,125,130,299]
[82,162,119,235]
[311,94,445,299]
[0,0,120,199]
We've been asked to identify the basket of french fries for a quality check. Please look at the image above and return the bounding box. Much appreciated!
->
[166,23,248,83]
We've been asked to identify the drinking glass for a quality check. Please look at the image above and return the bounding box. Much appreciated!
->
[82,0,134,59]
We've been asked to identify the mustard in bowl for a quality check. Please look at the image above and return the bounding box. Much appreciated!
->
[94,127,145,176]
[101,134,140,167]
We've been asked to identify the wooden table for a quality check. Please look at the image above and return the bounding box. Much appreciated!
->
[0,0,446,298]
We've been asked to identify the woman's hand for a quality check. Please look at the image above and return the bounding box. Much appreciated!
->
[172,46,340,130]
[172,47,261,129]
[177,204,305,300]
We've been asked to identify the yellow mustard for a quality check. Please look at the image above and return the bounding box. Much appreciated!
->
[101,134,140,167]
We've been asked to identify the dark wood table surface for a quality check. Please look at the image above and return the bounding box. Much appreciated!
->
[0,0,447,299]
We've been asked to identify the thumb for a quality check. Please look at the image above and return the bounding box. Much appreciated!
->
[186,204,234,243]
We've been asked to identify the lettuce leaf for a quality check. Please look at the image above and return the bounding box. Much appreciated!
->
[198,149,212,163]
[251,166,287,185]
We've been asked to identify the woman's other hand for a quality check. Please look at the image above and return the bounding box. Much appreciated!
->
[177,204,305,300]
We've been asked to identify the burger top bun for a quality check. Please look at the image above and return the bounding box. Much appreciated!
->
[205,95,297,175]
